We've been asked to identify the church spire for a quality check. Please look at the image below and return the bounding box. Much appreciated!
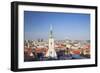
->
[50,24,53,38]
[45,24,57,58]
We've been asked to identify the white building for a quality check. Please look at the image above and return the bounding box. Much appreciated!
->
[45,25,57,58]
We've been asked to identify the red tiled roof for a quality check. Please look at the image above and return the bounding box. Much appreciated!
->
[72,50,81,54]
[83,44,90,49]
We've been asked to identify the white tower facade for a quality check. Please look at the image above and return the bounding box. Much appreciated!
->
[46,25,57,58]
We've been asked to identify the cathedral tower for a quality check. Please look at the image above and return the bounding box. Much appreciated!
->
[46,25,57,58]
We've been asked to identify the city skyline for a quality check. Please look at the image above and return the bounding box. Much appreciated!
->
[24,11,90,40]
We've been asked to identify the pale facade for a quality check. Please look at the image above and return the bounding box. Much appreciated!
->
[45,25,57,58]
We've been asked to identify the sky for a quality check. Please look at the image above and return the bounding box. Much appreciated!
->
[24,11,90,40]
